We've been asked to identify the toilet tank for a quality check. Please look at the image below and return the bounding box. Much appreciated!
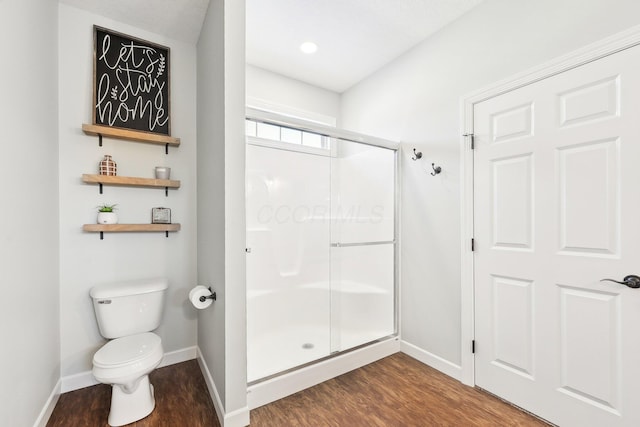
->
[90,278,168,339]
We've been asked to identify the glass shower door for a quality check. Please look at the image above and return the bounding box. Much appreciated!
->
[329,139,396,352]
[246,130,397,383]
[246,143,331,383]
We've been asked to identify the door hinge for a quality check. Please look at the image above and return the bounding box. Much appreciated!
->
[471,238,475,251]
[472,340,476,353]
[463,133,475,149]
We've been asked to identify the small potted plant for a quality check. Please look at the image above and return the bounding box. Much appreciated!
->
[97,204,118,224]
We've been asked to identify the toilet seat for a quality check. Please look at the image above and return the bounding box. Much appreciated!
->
[94,332,162,369]
[92,332,164,388]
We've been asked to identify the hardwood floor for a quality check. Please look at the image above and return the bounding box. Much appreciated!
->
[46,360,220,427]
[47,354,548,426]
[251,353,549,427]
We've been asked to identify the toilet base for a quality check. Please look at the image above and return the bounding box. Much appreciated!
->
[107,375,155,426]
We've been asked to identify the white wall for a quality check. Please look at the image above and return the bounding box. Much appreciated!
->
[340,0,640,370]
[246,65,340,125]
[0,0,60,425]
[58,4,198,378]
[197,0,249,425]
[197,0,226,410]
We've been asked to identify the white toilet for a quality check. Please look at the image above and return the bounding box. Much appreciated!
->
[90,278,168,426]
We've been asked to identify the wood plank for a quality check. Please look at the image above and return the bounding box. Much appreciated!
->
[83,224,181,233]
[82,123,181,146]
[82,174,181,189]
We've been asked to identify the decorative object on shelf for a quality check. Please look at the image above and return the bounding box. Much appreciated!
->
[97,204,118,224]
[411,148,422,161]
[151,207,171,224]
[99,155,117,176]
[93,26,171,136]
[154,166,171,180]
[431,163,442,176]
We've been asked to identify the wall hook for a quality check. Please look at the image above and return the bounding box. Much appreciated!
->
[411,148,422,161]
[431,163,442,176]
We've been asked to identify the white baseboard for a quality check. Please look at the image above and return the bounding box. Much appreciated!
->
[33,379,61,427]
[61,369,100,393]
[196,347,250,427]
[247,337,401,410]
[400,340,462,381]
[60,346,198,393]
[159,346,197,368]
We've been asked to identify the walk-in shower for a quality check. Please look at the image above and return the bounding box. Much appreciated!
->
[245,110,398,386]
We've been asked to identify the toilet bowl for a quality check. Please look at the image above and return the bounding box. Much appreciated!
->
[93,332,164,426]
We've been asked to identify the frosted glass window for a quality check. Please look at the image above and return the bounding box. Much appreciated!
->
[245,120,257,137]
[302,131,323,148]
[257,122,280,141]
[281,127,302,144]
[246,119,330,151]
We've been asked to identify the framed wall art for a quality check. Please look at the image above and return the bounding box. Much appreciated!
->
[93,26,171,135]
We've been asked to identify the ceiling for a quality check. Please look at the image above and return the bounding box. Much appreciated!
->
[59,0,210,44]
[59,0,484,93]
[246,0,483,92]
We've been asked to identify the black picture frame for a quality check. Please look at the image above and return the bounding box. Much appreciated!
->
[93,26,171,135]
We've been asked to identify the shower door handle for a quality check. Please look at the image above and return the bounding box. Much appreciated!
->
[600,275,640,289]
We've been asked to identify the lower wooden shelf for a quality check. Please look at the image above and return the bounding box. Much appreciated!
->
[83,223,181,239]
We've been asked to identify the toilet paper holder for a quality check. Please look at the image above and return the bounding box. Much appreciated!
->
[199,287,216,303]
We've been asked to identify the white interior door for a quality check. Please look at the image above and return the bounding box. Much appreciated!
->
[474,45,640,426]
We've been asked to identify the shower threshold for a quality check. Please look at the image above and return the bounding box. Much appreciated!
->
[247,335,400,409]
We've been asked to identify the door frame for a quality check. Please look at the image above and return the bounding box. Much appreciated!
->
[458,24,640,386]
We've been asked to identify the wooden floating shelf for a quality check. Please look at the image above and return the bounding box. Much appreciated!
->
[82,124,181,146]
[82,174,181,189]
[83,223,181,233]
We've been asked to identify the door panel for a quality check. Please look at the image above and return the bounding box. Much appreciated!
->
[474,44,640,426]
[557,138,619,256]
[491,154,533,249]
[558,286,621,414]
[491,275,535,378]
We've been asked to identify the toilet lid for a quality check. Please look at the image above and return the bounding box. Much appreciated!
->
[93,332,162,368]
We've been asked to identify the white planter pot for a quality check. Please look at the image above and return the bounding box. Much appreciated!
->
[97,212,118,224]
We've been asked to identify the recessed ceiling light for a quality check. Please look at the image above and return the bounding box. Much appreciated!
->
[299,42,318,54]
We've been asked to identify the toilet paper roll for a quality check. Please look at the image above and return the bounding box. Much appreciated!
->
[189,286,213,310]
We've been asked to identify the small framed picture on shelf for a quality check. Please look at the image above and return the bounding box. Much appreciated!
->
[152,207,171,224]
